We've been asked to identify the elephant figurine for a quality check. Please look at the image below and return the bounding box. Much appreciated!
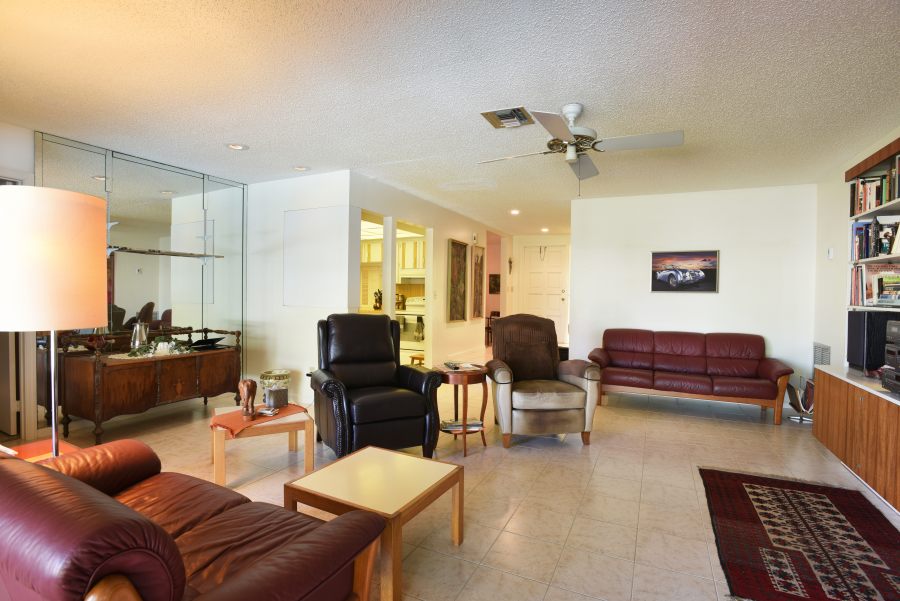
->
[239,379,258,422]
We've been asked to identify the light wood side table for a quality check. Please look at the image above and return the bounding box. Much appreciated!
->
[284,446,463,601]
[211,406,315,486]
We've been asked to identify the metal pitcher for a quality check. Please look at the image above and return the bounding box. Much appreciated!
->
[130,322,149,349]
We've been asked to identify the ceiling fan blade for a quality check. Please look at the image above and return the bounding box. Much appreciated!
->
[477,150,552,164]
[569,154,599,180]
[531,110,575,143]
[593,130,684,152]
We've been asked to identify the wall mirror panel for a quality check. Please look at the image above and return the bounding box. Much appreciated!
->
[35,133,245,345]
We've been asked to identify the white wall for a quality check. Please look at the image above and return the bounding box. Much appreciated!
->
[349,173,501,362]
[570,185,817,382]
[245,172,352,404]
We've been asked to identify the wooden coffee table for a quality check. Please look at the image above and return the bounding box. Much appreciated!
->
[211,406,315,485]
[284,446,463,601]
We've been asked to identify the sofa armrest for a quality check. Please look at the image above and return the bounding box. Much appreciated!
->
[396,364,442,398]
[486,359,513,384]
[39,439,161,496]
[558,359,601,381]
[758,358,793,383]
[587,348,610,368]
[0,457,184,601]
[310,368,349,399]
[193,510,386,601]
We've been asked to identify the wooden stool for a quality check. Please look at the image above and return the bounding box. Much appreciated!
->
[410,353,425,366]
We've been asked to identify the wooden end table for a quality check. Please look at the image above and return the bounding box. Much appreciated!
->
[284,446,463,601]
[436,366,488,456]
[211,406,315,485]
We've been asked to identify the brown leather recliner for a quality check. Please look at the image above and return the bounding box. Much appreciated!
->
[487,314,601,448]
[0,440,384,601]
[311,313,442,458]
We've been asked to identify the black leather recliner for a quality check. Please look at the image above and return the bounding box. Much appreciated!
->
[311,313,442,458]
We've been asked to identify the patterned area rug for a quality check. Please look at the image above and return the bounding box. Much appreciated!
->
[699,469,900,601]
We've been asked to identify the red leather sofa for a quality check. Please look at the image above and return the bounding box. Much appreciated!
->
[588,329,793,424]
[0,440,384,601]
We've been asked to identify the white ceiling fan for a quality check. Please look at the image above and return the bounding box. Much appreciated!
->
[478,103,684,180]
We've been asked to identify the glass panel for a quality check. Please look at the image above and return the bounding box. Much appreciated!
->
[109,155,204,335]
[201,177,244,345]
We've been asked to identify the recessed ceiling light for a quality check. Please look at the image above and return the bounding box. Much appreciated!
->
[509,209,520,216]
[226,143,249,151]
[293,166,309,172]
[160,190,175,196]
[541,227,549,233]
[92,175,106,181]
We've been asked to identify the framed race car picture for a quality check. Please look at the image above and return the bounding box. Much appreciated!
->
[651,251,718,292]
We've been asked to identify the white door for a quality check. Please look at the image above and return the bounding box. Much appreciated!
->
[520,244,570,343]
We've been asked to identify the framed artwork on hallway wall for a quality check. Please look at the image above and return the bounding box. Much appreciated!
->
[489,274,500,294]
[447,239,468,321]
[471,245,485,319]
[651,250,719,292]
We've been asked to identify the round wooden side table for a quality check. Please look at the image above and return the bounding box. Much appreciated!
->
[436,366,488,456]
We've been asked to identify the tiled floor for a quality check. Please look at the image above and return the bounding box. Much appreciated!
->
[29,386,900,601]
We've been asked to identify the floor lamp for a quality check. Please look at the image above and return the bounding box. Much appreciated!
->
[0,186,107,457]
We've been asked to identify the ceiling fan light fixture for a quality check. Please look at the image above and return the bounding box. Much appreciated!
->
[565,144,578,163]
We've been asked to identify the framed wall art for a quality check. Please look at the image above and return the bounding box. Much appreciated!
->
[488,273,500,294]
[471,245,485,318]
[447,239,468,321]
[651,250,719,292]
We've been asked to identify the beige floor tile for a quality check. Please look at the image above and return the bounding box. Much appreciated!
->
[551,547,634,601]
[524,483,585,515]
[578,491,639,528]
[714,579,732,600]
[632,564,717,601]
[641,462,696,490]
[635,528,712,578]
[707,543,726,582]
[465,493,524,530]
[586,474,642,502]
[455,566,547,601]
[402,547,477,601]
[419,522,501,563]
[505,499,575,545]
[640,480,700,510]
[482,531,563,583]
[565,515,637,561]
[542,587,599,601]
[638,503,707,542]
[592,456,643,481]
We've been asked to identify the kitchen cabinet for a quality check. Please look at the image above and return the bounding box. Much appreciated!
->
[361,239,382,264]
[813,366,899,509]
[397,236,426,279]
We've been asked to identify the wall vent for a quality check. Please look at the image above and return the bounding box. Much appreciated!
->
[480,107,534,129]
[813,342,831,366]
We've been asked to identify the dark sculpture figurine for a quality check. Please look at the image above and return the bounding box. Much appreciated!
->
[239,379,257,422]
[373,289,383,311]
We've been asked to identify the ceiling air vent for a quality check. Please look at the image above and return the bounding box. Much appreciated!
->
[481,107,534,129]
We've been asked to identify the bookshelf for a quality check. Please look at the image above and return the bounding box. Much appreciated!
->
[848,137,900,310]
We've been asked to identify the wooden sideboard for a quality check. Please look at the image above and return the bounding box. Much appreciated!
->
[813,366,899,510]
[62,344,241,444]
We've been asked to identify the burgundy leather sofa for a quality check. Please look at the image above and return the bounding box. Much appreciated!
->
[0,440,384,601]
[588,329,793,424]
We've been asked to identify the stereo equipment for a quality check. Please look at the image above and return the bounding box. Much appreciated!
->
[847,310,893,372]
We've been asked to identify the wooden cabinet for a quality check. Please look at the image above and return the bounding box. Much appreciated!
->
[397,236,426,277]
[62,346,241,444]
[814,367,899,509]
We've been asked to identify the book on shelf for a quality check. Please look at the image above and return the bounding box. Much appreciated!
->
[849,167,898,217]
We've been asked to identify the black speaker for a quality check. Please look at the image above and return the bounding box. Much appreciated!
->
[847,310,893,371]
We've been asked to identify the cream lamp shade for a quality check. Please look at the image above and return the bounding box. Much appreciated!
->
[0,186,107,331]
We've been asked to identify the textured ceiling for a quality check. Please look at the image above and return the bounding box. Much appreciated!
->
[1,0,899,235]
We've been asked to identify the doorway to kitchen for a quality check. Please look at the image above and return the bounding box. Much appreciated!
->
[395,221,427,365]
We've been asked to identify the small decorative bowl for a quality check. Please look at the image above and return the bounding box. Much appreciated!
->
[260,369,291,390]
